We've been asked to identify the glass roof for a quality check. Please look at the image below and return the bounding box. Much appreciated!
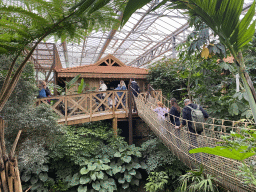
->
[2,0,255,69]
[54,0,254,69]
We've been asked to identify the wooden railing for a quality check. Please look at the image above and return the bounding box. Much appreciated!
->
[36,90,129,124]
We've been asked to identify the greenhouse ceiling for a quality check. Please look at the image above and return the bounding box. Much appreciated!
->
[3,0,255,69]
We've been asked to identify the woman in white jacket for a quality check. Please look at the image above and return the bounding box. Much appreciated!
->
[98,80,108,111]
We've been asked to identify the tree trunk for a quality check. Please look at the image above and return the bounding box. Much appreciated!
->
[237,52,256,123]
[0,117,22,191]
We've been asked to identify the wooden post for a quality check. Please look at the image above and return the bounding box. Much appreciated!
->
[65,96,67,124]
[90,93,92,121]
[113,117,117,137]
[128,83,133,145]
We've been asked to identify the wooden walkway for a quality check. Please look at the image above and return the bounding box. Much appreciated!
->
[36,90,162,125]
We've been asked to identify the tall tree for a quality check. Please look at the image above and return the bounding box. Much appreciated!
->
[0,0,124,111]
[122,0,256,122]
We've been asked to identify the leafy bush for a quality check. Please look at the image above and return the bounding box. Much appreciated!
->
[141,137,188,190]
[0,54,63,191]
[178,166,219,192]
[145,171,168,192]
[49,122,147,192]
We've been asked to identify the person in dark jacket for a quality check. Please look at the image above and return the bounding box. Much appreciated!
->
[130,78,140,97]
[169,98,181,126]
[42,81,51,97]
[179,99,209,134]
[178,99,209,162]
[168,98,181,147]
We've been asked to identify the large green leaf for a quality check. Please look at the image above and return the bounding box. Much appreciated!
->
[189,146,255,161]
[39,172,48,182]
[92,181,101,190]
[70,173,80,186]
[80,176,91,184]
[78,185,87,192]
[80,167,90,175]
[122,0,152,26]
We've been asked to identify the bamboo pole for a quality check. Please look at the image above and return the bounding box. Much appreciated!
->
[13,158,22,192]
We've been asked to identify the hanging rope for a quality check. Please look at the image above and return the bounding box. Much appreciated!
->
[130,86,256,192]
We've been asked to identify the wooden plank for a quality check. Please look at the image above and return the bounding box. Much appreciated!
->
[113,117,117,137]
[128,83,133,145]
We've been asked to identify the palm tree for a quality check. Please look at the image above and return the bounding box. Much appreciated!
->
[0,0,121,111]
[122,0,256,122]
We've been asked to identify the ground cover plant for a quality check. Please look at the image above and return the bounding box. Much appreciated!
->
[48,122,147,192]
[141,137,188,191]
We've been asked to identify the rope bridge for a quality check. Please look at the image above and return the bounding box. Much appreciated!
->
[134,89,256,192]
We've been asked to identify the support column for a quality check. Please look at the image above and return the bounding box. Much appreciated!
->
[128,83,133,145]
[113,117,117,137]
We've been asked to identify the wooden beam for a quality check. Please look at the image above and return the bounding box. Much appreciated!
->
[113,117,117,137]
[128,83,133,145]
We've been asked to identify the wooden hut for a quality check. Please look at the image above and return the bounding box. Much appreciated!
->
[55,54,148,94]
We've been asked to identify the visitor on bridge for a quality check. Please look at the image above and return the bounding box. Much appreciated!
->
[177,99,209,162]
[178,99,209,134]
[154,101,168,134]
[169,98,181,147]
[169,98,181,126]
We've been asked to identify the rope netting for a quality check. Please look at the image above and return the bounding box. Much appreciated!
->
[132,88,256,192]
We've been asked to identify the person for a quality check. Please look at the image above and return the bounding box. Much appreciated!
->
[177,99,209,162]
[115,84,122,108]
[168,98,181,148]
[42,81,51,97]
[98,80,108,111]
[154,101,168,134]
[120,80,127,107]
[130,78,140,97]
[37,81,47,98]
[169,98,181,126]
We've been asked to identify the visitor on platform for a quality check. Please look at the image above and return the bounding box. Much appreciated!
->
[130,78,140,97]
[42,81,51,97]
[98,80,108,111]
[154,101,168,134]
[37,81,47,98]
[120,80,127,107]
[115,84,122,109]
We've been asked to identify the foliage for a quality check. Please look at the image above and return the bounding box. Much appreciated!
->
[145,171,168,192]
[178,166,219,192]
[141,137,188,190]
[0,0,125,112]
[0,54,63,191]
[49,121,146,191]
[190,129,256,185]
[147,58,185,100]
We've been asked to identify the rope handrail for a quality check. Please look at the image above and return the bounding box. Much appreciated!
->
[132,90,256,192]
[148,85,256,128]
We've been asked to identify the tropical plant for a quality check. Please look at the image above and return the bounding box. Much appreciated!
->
[122,0,256,123]
[190,129,256,185]
[0,0,123,111]
[178,166,219,192]
[49,122,146,191]
[141,138,188,190]
[145,171,169,192]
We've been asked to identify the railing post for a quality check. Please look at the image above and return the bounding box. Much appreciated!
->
[65,96,67,125]
[90,93,92,121]
[128,83,133,145]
